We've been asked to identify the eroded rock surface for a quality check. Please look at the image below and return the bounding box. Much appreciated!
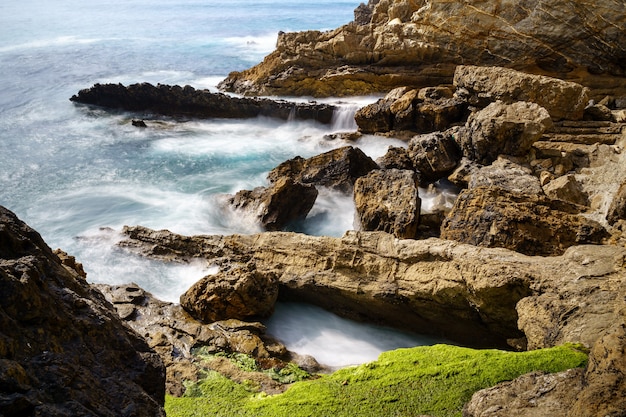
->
[354,169,421,238]
[0,206,166,416]
[219,0,626,98]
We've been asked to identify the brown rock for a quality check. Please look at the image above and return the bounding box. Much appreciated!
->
[0,206,166,416]
[229,177,318,231]
[468,157,543,195]
[354,169,421,238]
[376,145,414,170]
[408,129,462,181]
[267,146,379,193]
[180,263,279,323]
[457,101,553,164]
[454,66,589,121]
[440,186,609,256]
[606,180,626,225]
[219,1,626,99]
[542,174,590,207]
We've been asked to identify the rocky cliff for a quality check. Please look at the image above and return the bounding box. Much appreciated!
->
[219,0,626,98]
[0,206,166,416]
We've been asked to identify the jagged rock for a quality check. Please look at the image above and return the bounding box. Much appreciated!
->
[376,145,414,170]
[440,186,609,256]
[607,181,626,225]
[447,157,481,188]
[454,66,589,121]
[0,206,166,416]
[96,283,293,396]
[180,264,279,323]
[267,146,379,193]
[354,169,421,239]
[457,101,553,165]
[355,87,466,134]
[542,174,589,207]
[219,1,626,98]
[228,177,318,231]
[408,129,462,181]
[70,82,336,123]
[468,157,543,195]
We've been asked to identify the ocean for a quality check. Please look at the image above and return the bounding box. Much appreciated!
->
[0,0,438,366]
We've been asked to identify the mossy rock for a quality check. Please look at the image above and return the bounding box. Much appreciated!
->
[166,343,587,417]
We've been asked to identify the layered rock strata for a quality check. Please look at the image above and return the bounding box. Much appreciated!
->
[119,226,625,353]
[219,0,626,98]
[70,82,336,123]
[0,206,166,416]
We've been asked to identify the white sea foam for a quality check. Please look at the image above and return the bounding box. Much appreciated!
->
[265,303,443,367]
[0,36,103,53]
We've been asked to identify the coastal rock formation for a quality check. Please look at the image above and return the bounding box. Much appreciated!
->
[440,186,608,256]
[119,226,623,352]
[354,86,466,134]
[456,101,553,165]
[267,146,379,193]
[70,82,336,123]
[453,65,589,121]
[180,264,279,323]
[467,157,543,195]
[408,129,462,181]
[219,0,626,98]
[606,180,626,225]
[353,169,421,238]
[96,283,298,396]
[228,177,318,231]
[0,206,166,416]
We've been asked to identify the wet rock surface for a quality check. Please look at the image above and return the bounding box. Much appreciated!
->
[70,82,336,123]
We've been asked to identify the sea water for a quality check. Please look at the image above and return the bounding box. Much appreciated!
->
[0,0,441,367]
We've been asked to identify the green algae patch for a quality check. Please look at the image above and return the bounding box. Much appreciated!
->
[165,343,588,417]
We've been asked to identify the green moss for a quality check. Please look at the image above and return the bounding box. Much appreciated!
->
[166,343,588,417]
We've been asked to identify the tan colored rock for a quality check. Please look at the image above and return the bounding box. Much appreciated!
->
[457,101,553,164]
[408,129,462,181]
[440,186,609,256]
[354,169,421,238]
[606,180,626,225]
[542,174,589,206]
[468,157,543,195]
[180,264,279,323]
[219,1,626,98]
[454,66,589,121]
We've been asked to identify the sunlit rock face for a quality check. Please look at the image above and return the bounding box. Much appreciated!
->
[219,0,626,98]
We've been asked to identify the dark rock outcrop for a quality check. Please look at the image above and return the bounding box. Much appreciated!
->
[228,177,318,231]
[70,82,336,123]
[354,169,421,239]
[354,87,466,134]
[408,130,462,182]
[267,146,379,193]
[0,206,166,416]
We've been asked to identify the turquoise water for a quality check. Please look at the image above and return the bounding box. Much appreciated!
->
[0,0,438,366]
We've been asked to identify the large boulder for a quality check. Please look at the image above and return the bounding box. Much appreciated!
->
[228,177,318,231]
[180,264,279,323]
[454,65,589,120]
[219,1,626,99]
[355,87,466,134]
[457,101,553,165]
[408,129,462,182]
[354,169,421,239]
[267,146,379,193]
[440,186,609,256]
[70,82,336,123]
[468,157,543,195]
[0,206,166,416]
